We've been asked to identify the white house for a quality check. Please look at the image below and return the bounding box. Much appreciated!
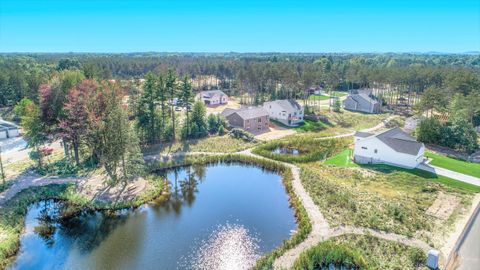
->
[198,90,228,106]
[263,99,304,126]
[0,126,7,139]
[353,127,425,169]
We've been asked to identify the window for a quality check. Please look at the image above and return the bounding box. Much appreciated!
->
[374,149,378,154]
[258,118,262,123]
[361,146,367,150]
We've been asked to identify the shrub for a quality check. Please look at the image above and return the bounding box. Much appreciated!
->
[229,128,255,142]
[292,241,368,270]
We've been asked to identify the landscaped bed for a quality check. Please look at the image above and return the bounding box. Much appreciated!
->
[300,162,476,246]
[252,135,350,163]
[293,234,426,270]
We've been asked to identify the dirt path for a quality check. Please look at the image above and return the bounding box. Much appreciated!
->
[0,174,82,207]
[328,226,433,252]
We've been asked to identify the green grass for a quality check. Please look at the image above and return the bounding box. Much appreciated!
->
[294,119,329,132]
[323,149,359,167]
[300,162,475,244]
[252,135,350,163]
[308,95,330,101]
[426,151,480,178]
[365,164,480,193]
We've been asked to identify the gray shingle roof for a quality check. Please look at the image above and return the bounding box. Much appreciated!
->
[352,93,379,105]
[375,127,423,155]
[354,131,373,138]
[265,99,302,111]
[201,90,227,98]
[222,107,268,120]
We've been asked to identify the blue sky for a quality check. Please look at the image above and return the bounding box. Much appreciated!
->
[0,0,479,53]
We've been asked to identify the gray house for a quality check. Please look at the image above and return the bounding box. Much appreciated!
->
[221,107,269,134]
[343,89,380,114]
[0,120,20,139]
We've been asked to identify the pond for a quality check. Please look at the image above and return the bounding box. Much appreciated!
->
[272,147,301,155]
[9,163,297,270]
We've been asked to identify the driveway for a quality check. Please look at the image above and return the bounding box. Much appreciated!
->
[417,163,480,187]
[1,140,62,166]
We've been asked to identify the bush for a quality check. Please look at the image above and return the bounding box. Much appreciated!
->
[229,128,255,142]
[292,241,368,270]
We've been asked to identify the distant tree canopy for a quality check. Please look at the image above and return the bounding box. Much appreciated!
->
[1,53,479,107]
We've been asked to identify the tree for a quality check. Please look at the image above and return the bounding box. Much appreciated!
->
[16,100,47,167]
[59,82,90,165]
[179,75,193,137]
[136,72,160,144]
[188,101,208,139]
[165,70,178,140]
[333,99,341,112]
[101,83,144,186]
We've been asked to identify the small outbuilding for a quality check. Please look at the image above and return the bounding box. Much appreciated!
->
[353,127,425,169]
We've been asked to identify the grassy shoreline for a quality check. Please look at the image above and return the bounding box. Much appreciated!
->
[0,176,167,269]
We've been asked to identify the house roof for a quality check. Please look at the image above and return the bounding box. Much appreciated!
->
[374,127,424,156]
[354,131,373,138]
[0,121,18,130]
[221,108,237,117]
[201,90,227,98]
[352,93,379,105]
[222,107,268,120]
[265,99,302,112]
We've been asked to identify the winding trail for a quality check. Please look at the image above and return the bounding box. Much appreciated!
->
[0,174,82,207]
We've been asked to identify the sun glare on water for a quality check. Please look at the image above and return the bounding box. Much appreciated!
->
[190,223,261,270]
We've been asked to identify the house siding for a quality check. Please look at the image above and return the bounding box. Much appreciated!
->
[263,101,304,126]
[225,113,270,133]
[353,137,424,169]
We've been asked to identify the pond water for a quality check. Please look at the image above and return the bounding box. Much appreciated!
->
[9,163,297,270]
[272,147,301,155]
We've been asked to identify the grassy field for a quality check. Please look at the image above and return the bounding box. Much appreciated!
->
[142,135,258,155]
[293,234,426,270]
[300,162,475,244]
[252,135,350,163]
[426,151,480,178]
[308,95,330,101]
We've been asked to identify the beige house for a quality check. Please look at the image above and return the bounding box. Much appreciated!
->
[221,107,269,134]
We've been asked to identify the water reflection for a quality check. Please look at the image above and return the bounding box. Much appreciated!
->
[11,163,296,270]
[273,147,300,155]
[190,224,260,270]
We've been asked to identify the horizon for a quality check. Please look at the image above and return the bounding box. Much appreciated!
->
[1,0,479,53]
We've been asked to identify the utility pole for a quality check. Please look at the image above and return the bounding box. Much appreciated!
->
[0,146,5,185]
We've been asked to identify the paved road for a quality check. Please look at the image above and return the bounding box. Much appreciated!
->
[1,140,62,165]
[417,163,480,187]
[456,205,480,270]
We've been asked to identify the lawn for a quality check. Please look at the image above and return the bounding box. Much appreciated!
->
[323,149,358,167]
[293,119,329,132]
[252,135,350,163]
[300,162,475,244]
[426,151,480,178]
[142,135,258,155]
[308,95,330,101]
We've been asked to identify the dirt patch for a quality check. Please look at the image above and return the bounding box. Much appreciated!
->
[76,174,151,204]
[255,125,296,141]
[205,98,241,114]
[427,192,460,220]
[0,229,6,243]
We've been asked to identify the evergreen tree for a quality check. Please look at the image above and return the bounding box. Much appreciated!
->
[165,70,178,140]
